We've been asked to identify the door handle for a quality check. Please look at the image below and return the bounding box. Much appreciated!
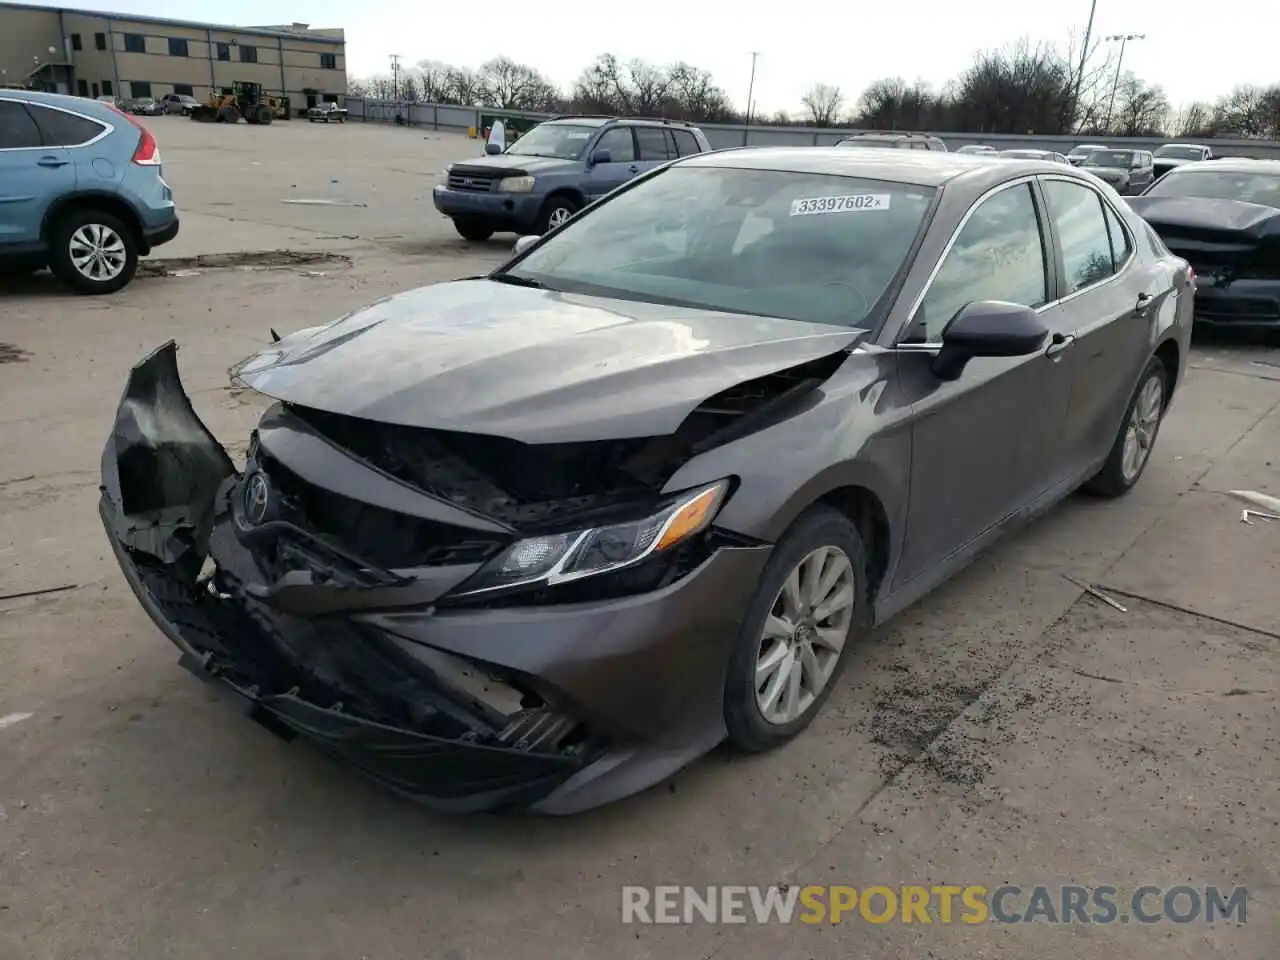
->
[1045,333,1076,359]
[37,156,68,168]
[1135,292,1155,314]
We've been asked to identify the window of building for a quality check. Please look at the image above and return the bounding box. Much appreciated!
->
[123,34,146,53]
[173,83,194,96]
[320,52,337,69]
[130,81,152,98]
[239,44,258,63]
[216,42,231,61]
[0,101,43,149]
[101,80,113,95]
[28,104,106,147]
[77,78,89,96]
[168,38,188,57]
[94,32,106,50]
[70,33,83,51]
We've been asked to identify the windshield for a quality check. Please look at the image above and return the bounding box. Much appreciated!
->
[1069,145,1105,156]
[1085,150,1132,168]
[1143,170,1280,208]
[837,138,901,148]
[1154,146,1204,161]
[504,122,596,160]
[500,166,936,328]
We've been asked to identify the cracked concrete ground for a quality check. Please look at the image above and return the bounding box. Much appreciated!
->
[1,119,1278,958]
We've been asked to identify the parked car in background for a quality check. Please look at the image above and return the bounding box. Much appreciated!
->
[1067,143,1109,165]
[100,147,1190,814]
[1129,159,1280,331]
[307,102,347,123]
[955,144,996,155]
[161,93,200,116]
[834,132,948,151]
[432,115,712,241]
[1078,149,1154,195]
[1152,143,1214,180]
[0,89,179,293]
[129,97,165,117]
[998,148,1070,164]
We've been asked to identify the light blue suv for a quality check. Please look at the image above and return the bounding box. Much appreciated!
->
[0,89,179,294]
[432,116,711,242]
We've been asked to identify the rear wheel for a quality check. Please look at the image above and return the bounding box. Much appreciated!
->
[217,105,240,124]
[48,208,139,295]
[453,218,494,242]
[1083,356,1169,497]
[724,506,867,752]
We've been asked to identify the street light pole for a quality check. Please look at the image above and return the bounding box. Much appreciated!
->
[1071,0,1098,127]
[1103,33,1145,131]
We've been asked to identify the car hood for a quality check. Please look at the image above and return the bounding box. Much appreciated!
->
[1127,196,1280,240]
[231,280,866,443]
[450,155,577,176]
[1153,156,1198,168]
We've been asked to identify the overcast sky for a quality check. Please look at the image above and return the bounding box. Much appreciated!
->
[22,0,1275,112]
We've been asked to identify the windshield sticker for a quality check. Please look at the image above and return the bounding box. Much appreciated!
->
[791,194,891,216]
[565,132,591,139]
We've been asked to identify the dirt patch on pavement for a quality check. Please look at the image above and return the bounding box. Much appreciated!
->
[139,250,352,276]
[0,343,30,364]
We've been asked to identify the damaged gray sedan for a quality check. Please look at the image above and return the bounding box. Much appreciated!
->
[100,149,1193,814]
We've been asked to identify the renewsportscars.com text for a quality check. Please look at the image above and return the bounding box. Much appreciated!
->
[621,884,1248,925]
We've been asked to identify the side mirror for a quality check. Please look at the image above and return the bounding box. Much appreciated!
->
[589,148,612,166]
[932,301,1049,381]
[513,235,539,256]
[485,142,502,155]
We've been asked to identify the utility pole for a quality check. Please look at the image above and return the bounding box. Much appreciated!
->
[745,51,759,125]
[1071,0,1098,129]
[1103,34,1145,132]
[389,53,401,101]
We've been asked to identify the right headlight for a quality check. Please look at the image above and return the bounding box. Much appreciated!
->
[448,479,730,599]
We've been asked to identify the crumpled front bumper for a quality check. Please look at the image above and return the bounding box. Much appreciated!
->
[98,342,771,814]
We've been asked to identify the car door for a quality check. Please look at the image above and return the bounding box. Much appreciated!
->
[0,99,76,248]
[584,126,639,201]
[633,125,673,175]
[891,179,1078,585]
[1129,152,1153,192]
[1039,177,1163,475]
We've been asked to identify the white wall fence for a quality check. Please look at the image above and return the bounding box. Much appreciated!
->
[345,97,1280,159]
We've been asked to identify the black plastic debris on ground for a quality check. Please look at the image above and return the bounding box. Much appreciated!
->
[0,343,30,364]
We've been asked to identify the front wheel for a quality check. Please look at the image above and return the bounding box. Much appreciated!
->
[453,218,494,242]
[1083,356,1170,498]
[535,195,580,234]
[48,208,139,295]
[723,506,868,752]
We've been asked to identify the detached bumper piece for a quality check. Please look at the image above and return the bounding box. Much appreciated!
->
[99,343,595,813]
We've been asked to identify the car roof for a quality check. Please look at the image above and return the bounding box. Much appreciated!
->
[1161,157,1280,176]
[677,146,1077,188]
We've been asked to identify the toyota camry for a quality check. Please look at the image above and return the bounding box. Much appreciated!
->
[100,148,1192,814]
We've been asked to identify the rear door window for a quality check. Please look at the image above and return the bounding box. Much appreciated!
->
[0,100,42,148]
[1103,203,1134,270]
[635,126,672,162]
[28,105,106,147]
[594,127,636,163]
[1042,180,1117,294]
[670,129,700,156]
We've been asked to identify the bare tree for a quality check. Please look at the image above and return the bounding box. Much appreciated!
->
[1111,74,1169,135]
[476,56,559,110]
[1170,101,1214,138]
[626,59,673,116]
[1213,85,1270,137]
[443,67,486,106]
[949,39,1075,134]
[801,83,844,126]
[667,62,733,121]
[416,60,455,103]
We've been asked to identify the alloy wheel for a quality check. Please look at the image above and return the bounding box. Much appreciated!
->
[754,545,855,726]
[1121,374,1164,482]
[69,224,127,283]
[546,206,572,229]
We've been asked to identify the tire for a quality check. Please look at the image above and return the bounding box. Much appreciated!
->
[217,106,240,124]
[255,105,272,125]
[1082,356,1170,498]
[453,218,494,242]
[48,208,139,295]
[535,195,580,234]
[723,506,868,753]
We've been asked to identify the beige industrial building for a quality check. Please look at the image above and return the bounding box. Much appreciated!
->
[0,1,345,111]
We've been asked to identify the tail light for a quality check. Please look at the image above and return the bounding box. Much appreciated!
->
[102,102,162,166]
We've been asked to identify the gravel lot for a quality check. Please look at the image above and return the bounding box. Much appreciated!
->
[1,117,1278,959]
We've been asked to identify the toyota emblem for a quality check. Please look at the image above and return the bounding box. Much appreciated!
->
[243,472,271,525]
[460,177,475,186]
